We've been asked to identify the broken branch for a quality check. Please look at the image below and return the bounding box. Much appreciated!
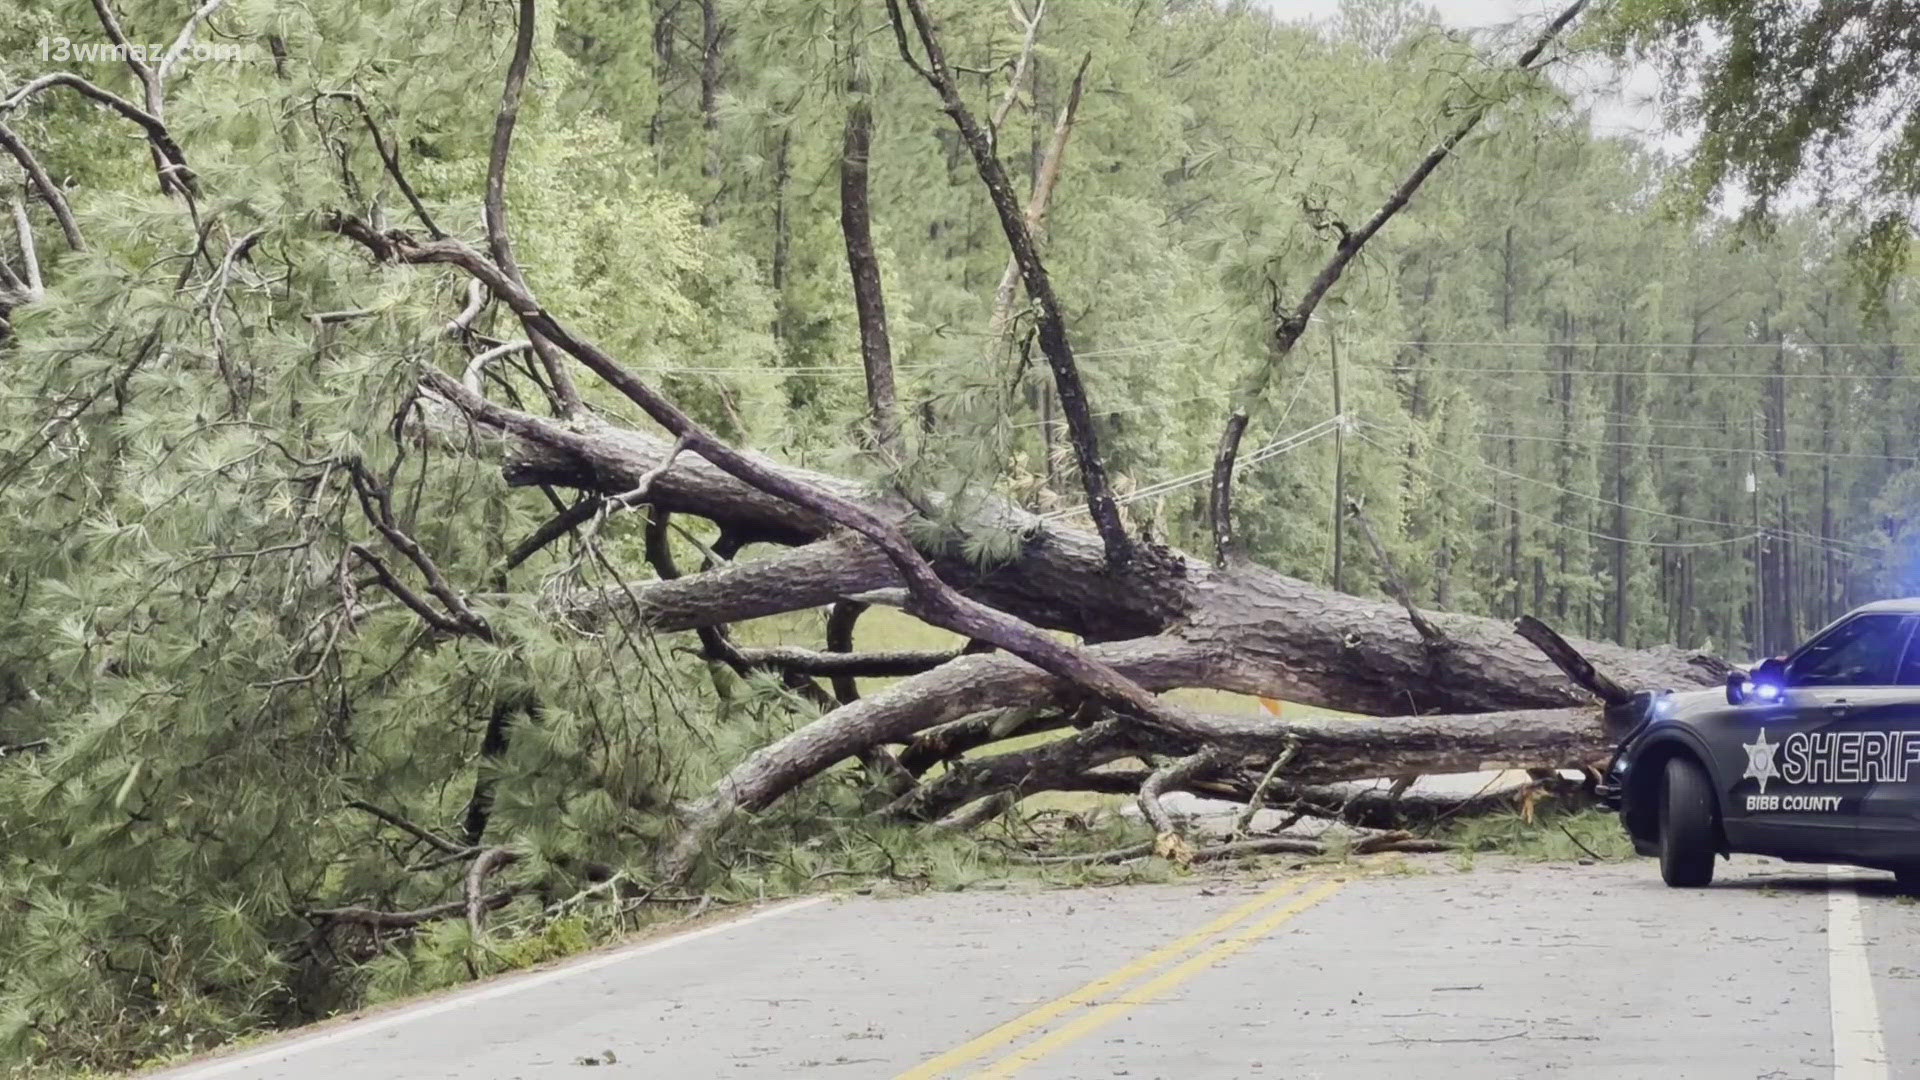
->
[1514,614,1633,707]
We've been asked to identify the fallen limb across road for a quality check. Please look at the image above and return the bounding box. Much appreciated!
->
[420,350,1726,882]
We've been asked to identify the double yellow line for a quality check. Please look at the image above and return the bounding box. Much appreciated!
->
[895,874,1348,1079]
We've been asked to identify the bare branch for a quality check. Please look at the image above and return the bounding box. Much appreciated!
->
[2,73,194,192]
[1348,497,1447,648]
[0,121,84,251]
[726,644,964,678]
[157,0,230,88]
[465,847,518,936]
[986,51,1089,347]
[485,0,582,417]
[608,435,690,511]
[88,0,161,110]
[1232,738,1296,839]
[1207,409,1248,565]
[499,495,602,574]
[8,196,41,301]
[448,279,486,333]
[898,708,1075,775]
[1137,745,1231,839]
[345,458,490,637]
[317,90,446,239]
[1514,614,1633,707]
[348,543,465,636]
[825,599,866,704]
[306,891,514,930]
[307,307,379,327]
[346,798,466,855]
[987,0,1046,143]
[1208,0,1589,552]
[462,339,532,396]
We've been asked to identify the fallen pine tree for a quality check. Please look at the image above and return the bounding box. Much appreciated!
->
[391,0,1721,878]
[4,0,1719,908]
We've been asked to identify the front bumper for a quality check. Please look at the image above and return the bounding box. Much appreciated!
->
[1594,691,1663,812]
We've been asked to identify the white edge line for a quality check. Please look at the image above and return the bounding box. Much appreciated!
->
[154,896,831,1079]
[1826,866,1890,1080]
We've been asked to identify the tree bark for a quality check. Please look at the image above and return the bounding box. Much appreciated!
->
[435,392,1728,714]
[839,51,901,457]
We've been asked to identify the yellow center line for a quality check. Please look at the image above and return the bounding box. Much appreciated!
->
[892,876,1313,1080]
[971,876,1349,1079]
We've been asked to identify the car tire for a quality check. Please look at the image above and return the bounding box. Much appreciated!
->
[1659,756,1717,888]
[1896,868,1920,893]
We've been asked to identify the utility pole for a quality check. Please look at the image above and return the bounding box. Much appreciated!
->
[1330,330,1345,593]
[1749,411,1766,657]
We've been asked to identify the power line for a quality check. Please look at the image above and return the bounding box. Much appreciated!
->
[1351,428,1761,550]
[1361,338,1920,351]
[1469,427,1920,464]
[1041,418,1340,522]
[1495,400,1884,439]
[1362,421,1753,533]
[1370,364,1920,381]
[1360,421,1876,557]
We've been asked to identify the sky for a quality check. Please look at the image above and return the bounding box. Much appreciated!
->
[1255,0,1673,146]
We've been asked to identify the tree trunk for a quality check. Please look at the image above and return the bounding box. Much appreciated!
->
[698,0,725,227]
[460,397,1729,708]
[839,55,900,456]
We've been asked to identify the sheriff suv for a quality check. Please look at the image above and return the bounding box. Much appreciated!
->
[1602,599,1920,888]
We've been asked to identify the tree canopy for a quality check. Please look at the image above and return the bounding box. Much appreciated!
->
[1605,0,1920,282]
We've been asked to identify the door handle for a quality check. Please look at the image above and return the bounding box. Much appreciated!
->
[1829,698,1852,716]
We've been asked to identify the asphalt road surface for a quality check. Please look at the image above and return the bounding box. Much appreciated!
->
[148,855,1920,1080]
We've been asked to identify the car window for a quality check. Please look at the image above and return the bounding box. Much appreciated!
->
[1896,622,1920,686]
[1789,614,1912,687]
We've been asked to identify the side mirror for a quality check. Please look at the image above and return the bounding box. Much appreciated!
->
[1729,657,1788,706]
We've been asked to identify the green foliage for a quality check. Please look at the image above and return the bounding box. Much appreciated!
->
[1445,808,1638,862]
[1601,0,1920,293]
[0,0,1915,1073]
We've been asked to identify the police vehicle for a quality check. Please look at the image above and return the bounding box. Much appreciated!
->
[1602,599,1920,888]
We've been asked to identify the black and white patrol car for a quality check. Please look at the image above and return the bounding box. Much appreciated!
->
[1602,599,1920,888]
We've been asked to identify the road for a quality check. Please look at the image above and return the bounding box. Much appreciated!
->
[149,855,1919,1080]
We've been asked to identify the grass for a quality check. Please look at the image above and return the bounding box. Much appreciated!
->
[1443,808,1638,863]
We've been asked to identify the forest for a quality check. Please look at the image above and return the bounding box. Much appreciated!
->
[0,0,1917,1073]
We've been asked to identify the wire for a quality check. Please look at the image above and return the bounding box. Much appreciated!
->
[1469,427,1920,464]
[1493,402,1899,442]
[1040,417,1340,521]
[1350,428,1760,550]
[1361,421,1876,557]
[1360,338,1920,350]
[1370,364,1920,381]
[1366,422,1753,531]
[1110,418,1340,507]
